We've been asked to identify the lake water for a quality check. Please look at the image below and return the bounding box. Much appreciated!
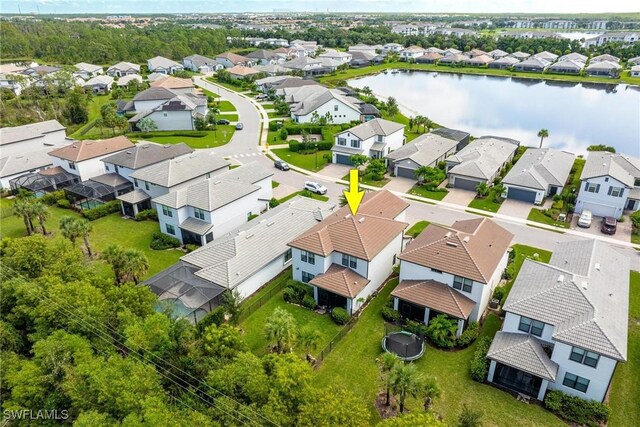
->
[349,71,640,156]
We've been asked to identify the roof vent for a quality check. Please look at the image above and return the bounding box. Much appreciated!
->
[445,241,458,248]
[246,233,254,239]
[358,217,366,223]
[463,236,470,243]
[267,221,275,226]
[557,274,564,282]
[214,180,221,185]
[345,214,352,219]
[581,281,588,290]
[595,263,601,271]
[444,231,452,238]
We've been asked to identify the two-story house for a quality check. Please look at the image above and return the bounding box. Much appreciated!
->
[400,46,426,61]
[289,87,362,124]
[487,239,629,403]
[147,56,184,75]
[394,218,513,336]
[332,119,405,165]
[288,190,409,315]
[575,151,640,218]
[127,87,208,131]
[215,52,254,68]
[152,162,273,246]
[182,54,224,73]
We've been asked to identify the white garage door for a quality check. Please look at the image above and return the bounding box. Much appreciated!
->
[581,202,617,218]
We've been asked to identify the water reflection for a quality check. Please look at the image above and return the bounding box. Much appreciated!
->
[349,71,640,155]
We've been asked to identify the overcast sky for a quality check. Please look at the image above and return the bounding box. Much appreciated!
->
[2,0,639,15]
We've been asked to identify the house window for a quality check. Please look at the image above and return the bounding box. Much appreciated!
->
[166,224,175,235]
[431,268,443,274]
[284,248,292,263]
[562,373,590,393]
[161,205,173,218]
[634,178,640,187]
[608,186,624,197]
[205,233,213,243]
[115,165,119,174]
[341,254,357,269]
[134,178,138,187]
[194,208,205,220]
[569,347,600,368]
[145,181,150,191]
[301,271,314,283]
[585,182,600,193]
[351,140,361,148]
[163,113,168,117]
[453,276,473,293]
[337,137,346,146]
[105,165,110,171]
[334,105,339,111]
[377,135,383,143]
[68,161,76,170]
[518,316,544,337]
[301,250,315,265]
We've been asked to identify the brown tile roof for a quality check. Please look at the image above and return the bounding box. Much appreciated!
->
[150,76,194,89]
[216,52,250,64]
[227,65,261,76]
[288,190,408,260]
[392,280,476,319]
[48,136,134,162]
[399,218,513,283]
[310,264,370,298]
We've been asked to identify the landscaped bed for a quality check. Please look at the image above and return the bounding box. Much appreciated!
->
[405,220,430,238]
[272,148,331,172]
[468,193,502,213]
[408,185,448,201]
[128,126,235,148]
[341,171,389,188]
[278,190,329,204]
[527,208,570,229]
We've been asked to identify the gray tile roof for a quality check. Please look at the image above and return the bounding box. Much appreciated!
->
[130,150,230,188]
[487,332,559,381]
[503,239,629,361]
[491,56,520,66]
[107,62,140,73]
[183,54,221,68]
[116,189,150,204]
[532,51,559,61]
[148,56,181,70]
[446,136,519,180]
[0,148,54,178]
[515,57,550,69]
[338,118,404,141]
[558,52,588,63]
[0,120,66,145]
[181,196,335,289]
[387,129,466,167]
[133,87,176,102]
[212,161,273,185]
[75,62,103,73]
[101,142,193,169]
[549,59,585,72]
[89,173,130,187]
[83,75,114,87]
[180,216,214,235]
[589,54,620,63]
[586,61,622,72]
[580,151,640,187]
[502,148,575,191]
[291,88,361,117]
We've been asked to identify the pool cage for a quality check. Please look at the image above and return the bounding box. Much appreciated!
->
[9,167,79,196]
[143,262,226,324]
[382,323,426,361]
[64,174,132,210]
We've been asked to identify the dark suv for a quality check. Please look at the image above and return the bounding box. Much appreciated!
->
[600,217,617,235]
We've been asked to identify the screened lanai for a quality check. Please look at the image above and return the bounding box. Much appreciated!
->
[65,173,132,210]
[9,166,78,195]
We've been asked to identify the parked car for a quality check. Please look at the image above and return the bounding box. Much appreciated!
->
[255,94,268,100]
[304,181,327,195]
[217,119,230,125]
[235,122,244,130]
[274,160,290,171]
[600,217,617,235]
[577,210,593,228]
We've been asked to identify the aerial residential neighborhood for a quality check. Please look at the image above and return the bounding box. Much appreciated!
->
[0,5,638,427]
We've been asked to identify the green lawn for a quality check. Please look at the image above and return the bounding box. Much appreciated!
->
[216,100,237,112]
[632,233,640,245]
[568,158,586,190]
[267,112,287,119]
[217,113,239,122]
[608,271,640,427]
[500,244,552,304]
[69,95,121,139]
[272,148,331,172]
[278,191,329,204]
[271,181,280,189]
[205,77,249,93]
[468,193,503,213]
[527,208,570,229]
[0,200,181,279]
[200,88,220,98]
[129,126,235,149]
[406,220,430,237]
[267,130,286,145]
[341,171,389,188]
[314,277,564,426]
[408,185,449,201]
[260,102,274,109]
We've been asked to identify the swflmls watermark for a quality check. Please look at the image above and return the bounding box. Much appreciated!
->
[3,409,69,421]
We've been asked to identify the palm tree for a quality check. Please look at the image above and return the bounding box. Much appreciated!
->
[408,116,415,132]
[414,115,424,133]
[422,376,442,411]
[101,244,125,285]
[59,216,82,244]
[537,128,549,148]
[389,362,424,413]
[475,182,489,197]
[76,219,93,257]
[492,183,506,202]
[298,326,321,359]
[377,352,399,406]
[13,199,35,236]
[422,117,435,134]
[414,165,431,185]
[121,249,149,285]
[265,307,297,354]
[338,194,348,207]
[30,201,49,235]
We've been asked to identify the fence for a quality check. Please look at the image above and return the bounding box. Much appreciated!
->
[316,315,359,365]
[237,271,290,323]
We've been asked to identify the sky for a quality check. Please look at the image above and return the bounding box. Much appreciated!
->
[1,0,639,15]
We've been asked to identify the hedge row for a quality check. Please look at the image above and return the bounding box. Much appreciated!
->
[134,131,208,138]
[81,200,121,221]
[544,390,610,427]
[470,336,492,382]
[288,141,334,152]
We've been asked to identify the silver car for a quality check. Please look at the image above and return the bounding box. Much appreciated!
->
[304,181,327,195]
[577,210,592,228]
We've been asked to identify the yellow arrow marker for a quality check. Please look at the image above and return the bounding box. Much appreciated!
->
[343,169,364,216]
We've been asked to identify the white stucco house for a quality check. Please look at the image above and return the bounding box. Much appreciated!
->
[331,118,405,165]
[147,56,184,75]
[502,148,575,204]
[575,151,640,217]
[400,46,426,60]
[106,62,140,77]
[487,239,629,403]
[0,120,68,158]
[289,87,362,124]
[182,54,224,73]
[128,86,208,131]
[288,190,409,315]
[318,49,353,64]
[74,63,104,80]
[153,163,273,246]
[82,75,114,94]
[395,218,513,336]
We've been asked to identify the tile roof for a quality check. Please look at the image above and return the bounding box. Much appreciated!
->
[291,88,361,117]
[48,136,134,162]
[0,148,54,178]
[465,54,494,65]
[227,65,262,77]
[89,173,130,187]
[580,151,640,187]
[133,87,176,101]
[558,52,588,63]
[310,264,370,298]
[130,150,230,187]
[532,51,559,61]
[549,59,585,72]
[116,189,150,204]
[0,120,66,145]
[148,56,181,70]
[386,129,467,167]
[515,57,551,69]
[75,62,103,73]
[503,239,629,361]
[446,136,520,180]
[150,77,194,90]
[180,216,214,235]
[509,51,531,59]
[491,56,520,65]
[399,218,513,283]
[117,74,143,86]
[589,54,620,63]
[502,148,575,191]
[216,52,251,64]
[487,332,559,381]
[288,190,408,260]
[107,62,140,73]
[101,142,193,169]
[183,54,221,68]
[338,118,404,141]
[586,60,622,72]
[83,75,114,87]
[392,280,476,319]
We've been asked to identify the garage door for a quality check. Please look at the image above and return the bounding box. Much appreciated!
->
[581,202,617,218]
[335,154,351,165]
[396,166,416,179]
[507,187,537,203]
[452,177,481,191]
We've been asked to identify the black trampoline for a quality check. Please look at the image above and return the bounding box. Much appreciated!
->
[382,331,425,361]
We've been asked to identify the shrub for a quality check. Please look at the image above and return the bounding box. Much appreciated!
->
[631,210,640,232]
[300,189,314,198]
[404,319,428,336]
[288,140,333,152]
[150,231,180,250]
[185,244,199,253]
[492,286,506,302]
[269,198,280,208]
[470,336,492,382]
[279,128,288,140]
[135,209,158,222]
[381,306,400,322]
[81,200,120,221]
[56,199,71,209]
[284,125,323,135]
[302,294,317,309]
[544,390,610,427]
[197,306,226,333]
[41,190,66,205]
[268,121,279,131]
[565,193,577,205]
[426,315,458,349]
[502,262,516,280]
[248,213,258,221]
[283,280,311,305]
[331,307,350,325]
[456,322,479,348]
[136,131,207,138]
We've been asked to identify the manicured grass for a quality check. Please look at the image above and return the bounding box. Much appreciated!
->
[271,181,280,189]
[0,200,181,279]
[500,244,552,303]
[278,191,329,204]
[568,158,586,190]
[380,111,426,142]
[468,193,503,213]
[217,113,239,122]
[527,208,570,229]
[205,77,249,93]
[260,102,274,109]
[69,95,122,139]
[632,233,640,245]
[129,126,235,148]
[608,271,640,427]
[266,130,286,145]
[267,111,287,119]
[272,148,331,172]
[341,171,389,188]
[408,184,449,201]
[406,220,430,237]
[314,277,564,426]
[216,100,237,112]
[200,88,220,98]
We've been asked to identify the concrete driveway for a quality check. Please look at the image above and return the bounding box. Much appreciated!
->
[498,199,534,219]
[322,163,352,180]
[386,177,416,193]
[443,188,477,207]
[570,214,633,243]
